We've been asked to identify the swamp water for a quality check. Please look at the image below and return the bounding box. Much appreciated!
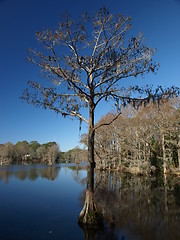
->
[0,164,179,240]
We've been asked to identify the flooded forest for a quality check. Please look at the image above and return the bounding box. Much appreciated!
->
[81,98,180,176]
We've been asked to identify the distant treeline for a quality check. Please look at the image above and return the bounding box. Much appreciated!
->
[0,140,87,165]
[60,147,87,164]
[0,141,59,165]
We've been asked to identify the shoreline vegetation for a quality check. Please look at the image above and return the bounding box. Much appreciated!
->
[0,141,87,166]
[1,99,180,176]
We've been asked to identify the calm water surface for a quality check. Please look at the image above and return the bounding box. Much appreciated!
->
[0,164,180,240]
[0,164,86,240]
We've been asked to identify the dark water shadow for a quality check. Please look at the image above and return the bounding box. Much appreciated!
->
[77,169,180,240]
[80,224,119,240]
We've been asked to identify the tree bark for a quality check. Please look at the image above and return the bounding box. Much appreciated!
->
[78,163,99,226]
[78,93,101,226]
[178,134,180,169]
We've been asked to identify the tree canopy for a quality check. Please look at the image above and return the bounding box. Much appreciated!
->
[22,7,168,125]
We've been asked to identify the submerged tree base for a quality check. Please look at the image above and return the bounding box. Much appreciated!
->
[78,190,102,227]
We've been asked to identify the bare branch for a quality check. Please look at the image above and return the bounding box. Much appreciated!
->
[94,112,122,131]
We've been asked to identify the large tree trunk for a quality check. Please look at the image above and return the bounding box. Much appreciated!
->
[78,163,99,226]
[78,96,101,226]
[178,133,180,169]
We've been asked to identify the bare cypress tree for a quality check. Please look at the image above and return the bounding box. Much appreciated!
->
[22,7,177,225]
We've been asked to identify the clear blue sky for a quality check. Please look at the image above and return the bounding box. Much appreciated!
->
[0,0,180,151]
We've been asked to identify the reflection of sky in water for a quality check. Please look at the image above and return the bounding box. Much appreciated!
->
[0,165,86,240]
[0,165,180,240]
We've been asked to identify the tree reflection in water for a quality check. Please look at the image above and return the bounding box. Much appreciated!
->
[0,165,179,239]
[78,169,180,240]
[81,224,119,240]
[0,165,60,182]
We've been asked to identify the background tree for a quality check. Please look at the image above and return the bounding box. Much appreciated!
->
[86,98,180,175]
[62,147,87,164]
[42,143,59,165]
[14,141,29,161]
[29,141,40,158]
[22,7,178,226]
[0,143,14,165]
